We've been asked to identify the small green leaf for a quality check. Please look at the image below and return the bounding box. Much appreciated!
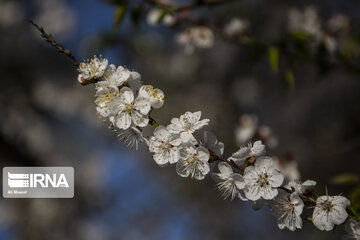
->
[267,47,279,73]
[305,217,312,222]
[330,174,359,185]
[284,69,295,90]
[290,31,312,41]
[114,5,126,29]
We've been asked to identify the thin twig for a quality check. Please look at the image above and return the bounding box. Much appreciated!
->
[208,149,245,174]
[29,20,80,66]
[279,186,316,206]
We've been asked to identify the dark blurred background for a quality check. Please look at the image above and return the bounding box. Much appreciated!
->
[0,0,360,239]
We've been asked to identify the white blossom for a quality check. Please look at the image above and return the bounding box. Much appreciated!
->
[149,126,182,166]
[94,66,143,118]
[200,131,224,156]
[258,125,278,149]
[138,85,165,109]
[274,156,301,182]
[71,54,355,235]
[344,219,360,240]
[126,71,142,92]
[322,34,337,54]
[96,65,132,91]
[243,156,284,200]
[312,195,350,231]
[147,8,175,26]
[167,111,209,144]
[108,87,151,129]
[177,26,214,55]
[285,179,316,194]
[115,126,147,150]
[94,66,126,118]
[235,114,258,145]
[228,140,265,166]
[270,190,304,231]
[212,162,245,200]
[95,87,118,118]
[78,57,108,84]
[327,14,349,33]
[288,6,322,40]
[176,145,210,180]
[224,18,249,36]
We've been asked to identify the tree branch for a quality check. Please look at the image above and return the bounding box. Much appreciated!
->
[30,20,320,212]
[208,149,245,174]
[29,20,80,66]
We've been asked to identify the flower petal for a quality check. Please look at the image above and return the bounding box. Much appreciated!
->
[180,132,198,145]
[134,98,151,115]
[261,185,278,200]
[268,170,284,187]
[332,195,351,208]
[313,206,334,231]
[168,148,180,164]
[255,156,274,174]
[120,89,134,104]
[176,160,190,178]
[243,166,258,184]
[231,173,245,189]
[115,112,132,129]
[131,111,149,127]
[167,118,183,133]
[197,146,209,161]
[228,147,251,165]
[217,162,233,177]
[153,126,170,142]
[331,205,348,225]
[193,118,210,130]
[244,184,262,201]
[251,140,265,156]
[153,152,169,166]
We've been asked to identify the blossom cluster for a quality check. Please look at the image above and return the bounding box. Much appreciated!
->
[77,56,352,233]
[154,4,351,58]
[288,6,351,54]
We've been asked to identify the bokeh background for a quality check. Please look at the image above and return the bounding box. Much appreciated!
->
[0,0,360,239]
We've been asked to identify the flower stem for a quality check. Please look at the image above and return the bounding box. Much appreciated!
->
[149,116,159,128]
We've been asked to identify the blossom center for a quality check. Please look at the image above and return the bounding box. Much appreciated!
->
[160,141,172,150]
[181,117,193,132]
[90,64,99,75]
[125,103,135,114]
[257,174,269,187]
[321,200,333,212]
[282,202,295,213]
[187,154,199,164]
